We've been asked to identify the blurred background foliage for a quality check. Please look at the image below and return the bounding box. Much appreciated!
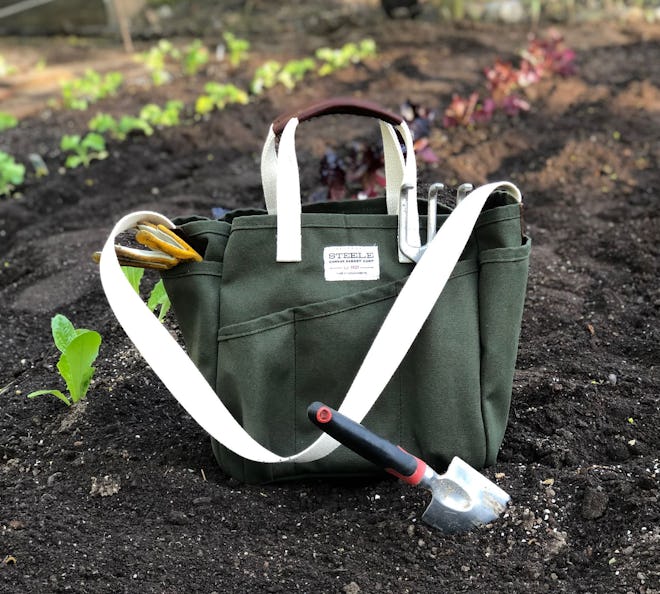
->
[0,0,658,37]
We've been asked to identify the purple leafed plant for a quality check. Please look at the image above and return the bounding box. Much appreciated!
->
[443,31,576,128]
[310,100,437,202]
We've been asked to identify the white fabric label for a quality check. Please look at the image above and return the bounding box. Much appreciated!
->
[323,246,380,281]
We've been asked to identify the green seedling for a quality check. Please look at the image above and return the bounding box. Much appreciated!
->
[0,112,18,132]
[60,133,108,168]
[122,266,145,293]
[250,60,282,95]
[316,39,377,76]
[182,39,209,75]
[136,39,180,85]
[147,280,171,321]
[222,32,250,67]
[194,82,248,115]
[116,116,152,139]
[139,100,184,127]
[88,113,153,140]
[27,314,102,407]
[137,39,207,83]
[61,69,123,110]
[278,58,317,90]
[122,267,171,321]
[0,151,25,197]
[88,112,117,135]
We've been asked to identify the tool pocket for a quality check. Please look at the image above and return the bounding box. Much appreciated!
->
[401,259,484,469]
[161,261,224,388]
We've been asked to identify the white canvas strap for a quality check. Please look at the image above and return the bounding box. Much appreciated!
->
[99,182,521,464]
[261,118,419,262]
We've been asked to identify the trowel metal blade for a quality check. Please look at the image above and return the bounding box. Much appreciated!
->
[421,457,510,533]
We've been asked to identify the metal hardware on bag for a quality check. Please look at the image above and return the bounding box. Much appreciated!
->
[426,182,444,242]
[456,183,474,205]
[398,182,443,263]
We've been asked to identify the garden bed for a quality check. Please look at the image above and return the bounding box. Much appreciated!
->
[0,4,658,593]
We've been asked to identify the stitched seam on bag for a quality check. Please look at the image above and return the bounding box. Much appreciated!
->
[293,308,298,461]
[477,262,489,468]
[218,293,397,341]
[163,270,223,279]
[474,213,520,230]
[479,255,529,265]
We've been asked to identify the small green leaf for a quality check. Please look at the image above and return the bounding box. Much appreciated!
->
[88,113,117,134]
[82,133,106,152]
[194,95,215,115]
[147,280,171,321]
[60,135,81,151]
[65,155,83,169]
[26,389,72,406]
[57,331,101,403]
[122,266,144,294]
[51,314,78,353]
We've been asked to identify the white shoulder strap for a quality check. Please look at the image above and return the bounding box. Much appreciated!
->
[99,182,521,464]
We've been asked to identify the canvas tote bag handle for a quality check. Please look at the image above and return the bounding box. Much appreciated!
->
[99,182,522,465]
[260,98,419,262]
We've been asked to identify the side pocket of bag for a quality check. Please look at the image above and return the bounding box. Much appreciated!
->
[400,259,486,470]
[478,239,532,465]
[160,261,224,388]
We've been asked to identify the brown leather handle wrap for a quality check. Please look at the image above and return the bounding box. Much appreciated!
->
[272,97,404,135]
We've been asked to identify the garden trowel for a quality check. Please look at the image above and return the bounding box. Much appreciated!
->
[307,402,510,533]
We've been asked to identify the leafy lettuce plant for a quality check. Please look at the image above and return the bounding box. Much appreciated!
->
[139,100,184,127]
[122,266,171,321]
[194,82,248,115]
[136,39,179,85]
[60,133,108,168]
[250,60,282,95]
[316,39,377,76]
[277,58,317,91]
[88,113,153,140]
[61,70,123,110]
[222,32,250,67]
[0,152,25,197]
[27,314,102,406]
[443,31,575,128]
[182,39,209,75]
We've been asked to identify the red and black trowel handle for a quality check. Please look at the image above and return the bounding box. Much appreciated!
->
[307,402,428,486]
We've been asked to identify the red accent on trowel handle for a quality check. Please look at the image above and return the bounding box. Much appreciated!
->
[386,448,427,486]
[315,405,333,424]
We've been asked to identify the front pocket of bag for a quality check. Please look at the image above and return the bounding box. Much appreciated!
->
[478,240,532,464]
[216,282,401,466]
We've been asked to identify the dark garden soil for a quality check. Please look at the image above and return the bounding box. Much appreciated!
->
[1,3,659,593]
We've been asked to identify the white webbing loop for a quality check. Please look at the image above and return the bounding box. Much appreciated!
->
[261,117,418,262]
[99,182,521,464]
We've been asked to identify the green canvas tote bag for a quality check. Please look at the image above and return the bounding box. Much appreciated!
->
[99,98,531,484]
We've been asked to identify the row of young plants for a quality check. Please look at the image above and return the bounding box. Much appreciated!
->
[0,36,377,197]
[7,36,379,406]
